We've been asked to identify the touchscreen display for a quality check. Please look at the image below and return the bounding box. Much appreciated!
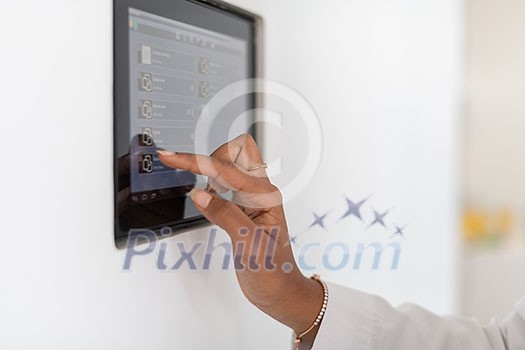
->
[114,0,259,247]
[128,8,250,201]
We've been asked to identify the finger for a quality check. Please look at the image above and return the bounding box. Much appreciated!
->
[206,134,268,196]
[157,151,271,194]
[191,190,281,269]
[190,189,257,240]
[210,134,269,180]
[212,134,263,165]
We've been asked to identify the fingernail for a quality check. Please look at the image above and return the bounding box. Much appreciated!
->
[190,189,212,209]
[157,150,176,156]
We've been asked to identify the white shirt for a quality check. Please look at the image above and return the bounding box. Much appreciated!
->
[312,282,525,349]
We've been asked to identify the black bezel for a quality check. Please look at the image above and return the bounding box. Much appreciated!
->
[113,0,261,249]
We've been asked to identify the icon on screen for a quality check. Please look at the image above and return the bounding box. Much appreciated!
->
[139,100,153,119]
[199,58,209,74]
[140,73,153,92]
[140,45,152,65]
[140,127,153,146]
[139,155,154,174]
[199,81,209,98]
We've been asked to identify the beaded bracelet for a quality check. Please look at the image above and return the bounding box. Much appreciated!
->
[294,275,329,350]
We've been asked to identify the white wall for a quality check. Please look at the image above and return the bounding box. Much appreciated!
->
[0,0,463,349]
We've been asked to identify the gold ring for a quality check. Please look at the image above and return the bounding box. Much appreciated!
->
[248,163,268,172]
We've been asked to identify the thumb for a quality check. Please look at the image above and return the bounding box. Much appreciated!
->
[190,189,256,240]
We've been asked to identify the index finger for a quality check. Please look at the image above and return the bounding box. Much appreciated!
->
[157,151,272,194]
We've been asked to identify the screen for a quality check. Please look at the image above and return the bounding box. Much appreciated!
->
[129,8,250,199]
[114,0,259,247]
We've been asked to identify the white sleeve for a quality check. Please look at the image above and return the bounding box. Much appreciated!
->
[311,282,525,350]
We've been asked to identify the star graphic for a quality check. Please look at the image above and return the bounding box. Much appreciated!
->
[367,208,391,229]
[289,235,298,245]
[309,211,330,230]
[339,195,371,222]
[391,224,408,239]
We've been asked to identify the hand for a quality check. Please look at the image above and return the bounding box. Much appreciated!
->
[158,134,323,347]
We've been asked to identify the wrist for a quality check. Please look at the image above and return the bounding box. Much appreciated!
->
[257,272,325,335]
[292,275,327,350]
[289,275,326,333]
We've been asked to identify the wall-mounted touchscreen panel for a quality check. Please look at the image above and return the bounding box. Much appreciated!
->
[114,0,261,248]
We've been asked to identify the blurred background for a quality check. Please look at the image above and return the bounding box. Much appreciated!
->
[461,0,525,322]
[0,0,523,348]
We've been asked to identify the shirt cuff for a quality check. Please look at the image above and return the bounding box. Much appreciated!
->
[312,282,378,350]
